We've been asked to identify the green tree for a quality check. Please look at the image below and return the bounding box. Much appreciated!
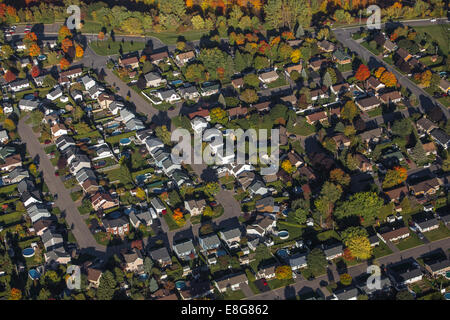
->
[209,107,228,125]
[144,257,154,275]
[290,208,308,224]
[97,270,117,300]
[335,192,383,222]
[243,73,260,88]
[306,248,327,276]
[341,101,359,122]
[240,88,258,104]
[149,277,158,293]
[204,182,220,197]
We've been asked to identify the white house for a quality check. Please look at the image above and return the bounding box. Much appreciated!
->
[18,99,39,111]
[144,72,167,87]
[46,87,63,101]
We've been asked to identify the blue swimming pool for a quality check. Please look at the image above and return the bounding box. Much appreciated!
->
[277,249,289,259]
[445,293,450,300]
[119,138,131,146]
[22,247,35,258]
[171,80,183,85]
[175,281,187,290]
[28,269,40,280]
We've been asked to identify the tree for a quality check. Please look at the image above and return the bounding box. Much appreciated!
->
[409,140,428,166]
[240,88,258,104]
[58,25,72,42]
[290,208,308,224]
[75,45,84,58]
[391,118,412,137]
[323,72,333,89]
[9,288,22,300]
[330,168,350,187]
[121,17,143,35]
[347,235,372,260]
[149,277,159,293]
[204,182,220,197]
[340,273,353,286]
[3,119,16,131]
[209,107,228,125]
[296,25,305,38]
[31,65,40,78]
[414,70,432,87]
[307,248,327,276]
[314,182,342,216]
[341,226,368,243]
[275,265,293,280]
[374,67,386,78]
[396,290,414,300]
[97,270,117,300]
[98,31,105,41]
[291,49,301,63]
[184,63,206,84]
[136,187,146,200]
[379,71,397,87]
[355,64,370,82]
[29,163,38,177]
[60,58,70,70]
[43,74,57,87]
[243,73,260,88]
[4,70,16,83]
[253,55,269,70]
[281,159,295,174]
[191,15,205,30]
[383,166,407,189]
[28,43,40,57]
[155,125,171,145]
[335,192,383,222]
[0,44,14,59]
[341,101,359,122]
[144,257,154,275]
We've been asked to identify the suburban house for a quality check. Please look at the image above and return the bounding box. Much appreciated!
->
[289,253,307,271]
[354,153,373,173]
[214,273,248,293]
[149,247,172,268]
[51,123,68,139]
[178,85,200,101]
[385,185,409,203]
[198,234,221,254]
[285,63,303,76]
[331,287,359,300]
[173,239,197,261]
[332,49,351,64]
[305,111,328,125]
[219,228,242,250]
[46,87,63,101]
[60,68,82,80]
[91,192,119,212]
[423,254,450,277]
[379,91,402,104]
[387,259,423,289]
[367,76,385,92]
[408,177,441,196]
[430,128,450,149]
[317,40,335,52]
[184,199,206,216]
[175,51,195,67]
[18,99,39,111]
[377,225,410,243]
[412,214,439,233]
[9,79,30,92]
[438,78,450,94]
[119,56,139,69]
[87,268,103,288]
[356,96,381,111]
[255,263,278,280]
[102,215,130,236]
[258,70,279,84]
[122,249,144,274]
[323,243,343,260]
[0,154,22,172]
[41,229,64,252]
[155,89,181,104]
[149,51,169,64]
[144,72,167,87]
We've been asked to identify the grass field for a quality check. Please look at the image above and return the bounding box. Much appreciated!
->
[414,25,449,56]
[395,232,424,251]
[423,224,450,242]
[146,30,208,45]
[90,39,146,56]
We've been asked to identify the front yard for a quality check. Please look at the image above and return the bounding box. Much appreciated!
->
[423,224,450,242]
[395,232,424,251]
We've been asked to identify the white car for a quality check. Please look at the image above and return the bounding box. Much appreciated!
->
[430,19,437,23]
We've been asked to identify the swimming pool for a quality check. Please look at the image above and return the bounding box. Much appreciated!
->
[119,138,131,146]
[278,230,290,240]
[28,269,40,280]
[175,280,187,290]
[22,247,35,258]
[277,249,290,260]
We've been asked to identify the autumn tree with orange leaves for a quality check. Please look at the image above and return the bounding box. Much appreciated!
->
[24,32,37,43]
[60,58,70,70]
[61,38,73,53]
[383,166,407,189]
[28,43,41,57]
[58,25,72,42]
[75,45,84,58]
[31,65,40,78]
[355,64,370,82]
[9,288,22,300]
[379,71,397,87]
[4,70,16,83]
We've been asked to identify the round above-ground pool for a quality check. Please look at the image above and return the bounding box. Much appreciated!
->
[22,247,35,258]
[446,271,450,279]
[175,280,187,290]
[278,230,290,240]
[28,269,40,280]
[276,248,290,259]
[119,138,131,146]
[444,293,450,300]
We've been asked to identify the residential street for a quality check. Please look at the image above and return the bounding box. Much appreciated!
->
[244,236,450,300]
[17,117,107,256]
[333,19,450,120]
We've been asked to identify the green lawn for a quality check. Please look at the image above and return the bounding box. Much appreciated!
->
[423,224,450,242]
[0,211,23,225]
[372,241,393,259]
[104,166,134,186]
[367,106,383,118]
[221,289,246,300]
[89,39,146,56]
[414,25,449,56]
[267,278,295,290]
[395,232,424,251]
